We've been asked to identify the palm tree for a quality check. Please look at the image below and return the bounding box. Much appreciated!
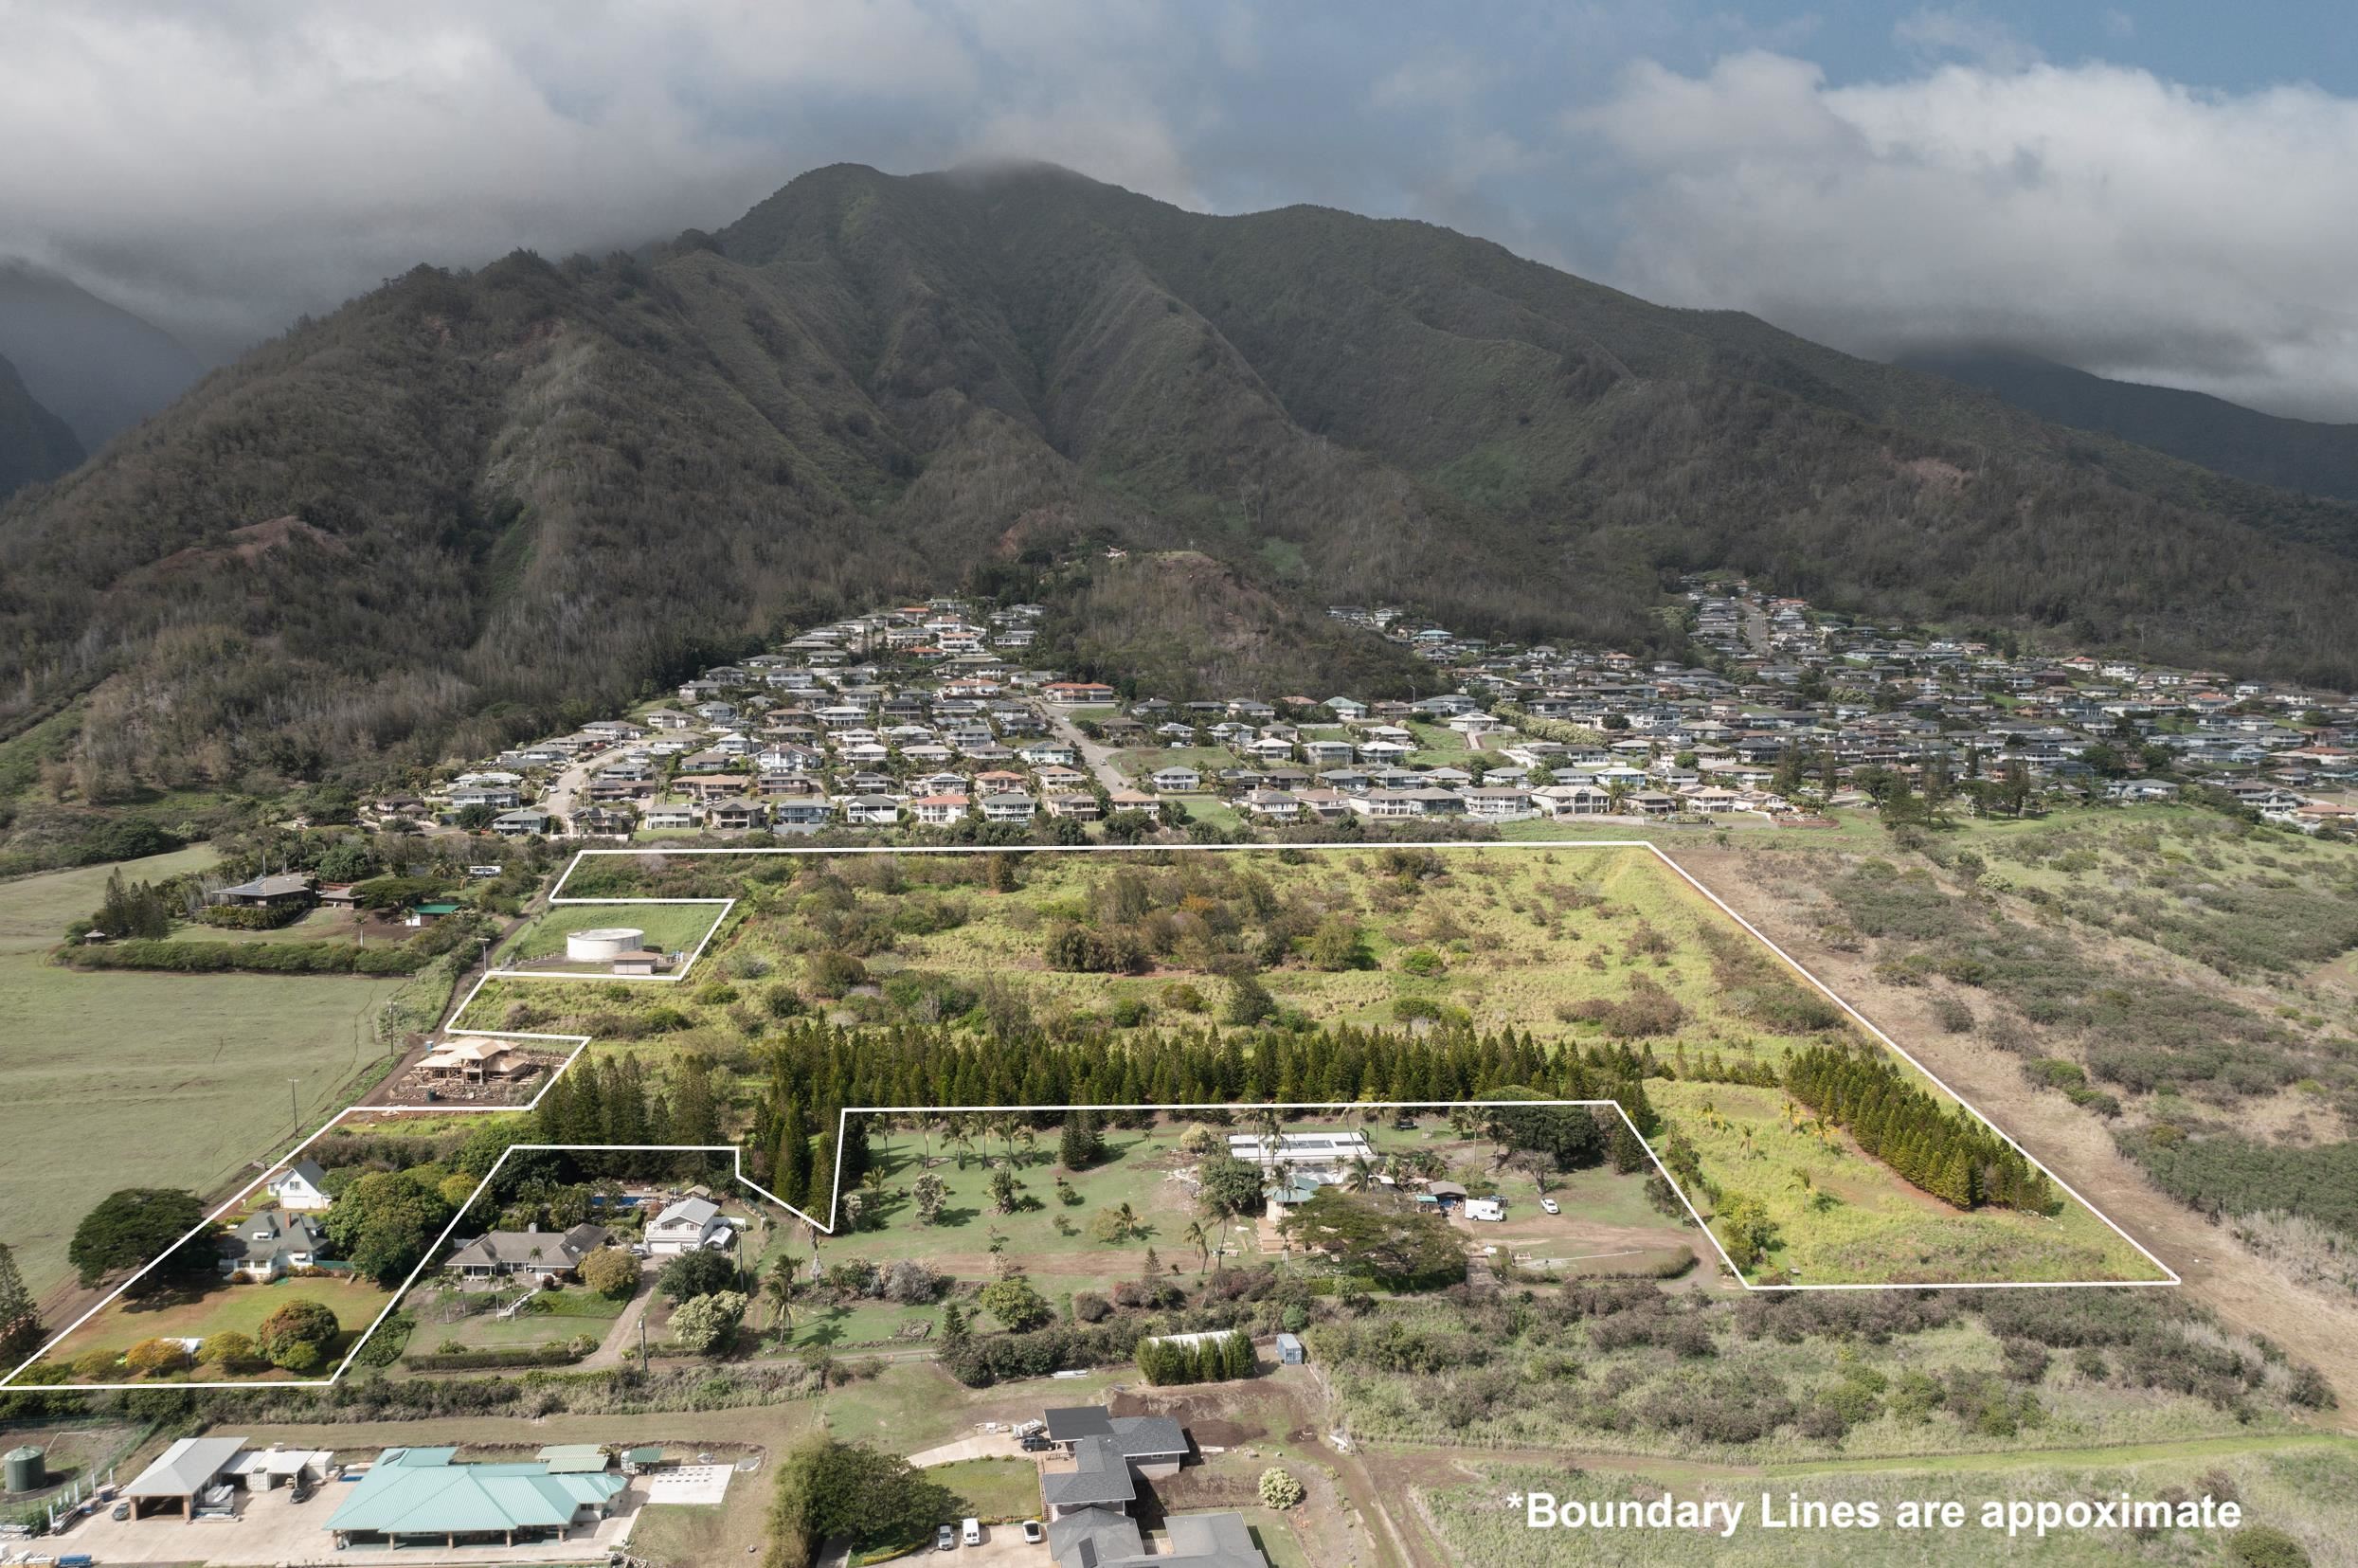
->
[1112,1201,1139,1241]
[1342,1156,1376,1195]
[1252,1103,1285,1180]
[1014,1126,1037,1168]
[1181,1219,1210,1276]
[764,1256,798,1334]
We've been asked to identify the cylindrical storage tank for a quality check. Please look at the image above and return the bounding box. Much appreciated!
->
[567,927,644,963]
[3,1446,44,1493]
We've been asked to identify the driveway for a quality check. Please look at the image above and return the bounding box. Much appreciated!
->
[580,1265,659,1370]
[908,1432,1028,1467]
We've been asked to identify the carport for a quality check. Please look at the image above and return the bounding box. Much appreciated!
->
[122,1436,248,1523]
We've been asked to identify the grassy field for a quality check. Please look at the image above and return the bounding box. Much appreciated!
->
[46,1273,395,1378]
[796,1125,1212,1305]
[1649,1080,2158,1285]
[0,851,410,1299]
[928,1456,1041,1522]
[498,901,727,970]
[1426,1438,2358,1566]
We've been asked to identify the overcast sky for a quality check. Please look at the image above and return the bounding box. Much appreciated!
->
[7,0,2358,419]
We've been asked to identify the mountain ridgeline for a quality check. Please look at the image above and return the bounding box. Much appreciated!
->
[4,161,2357,793]
[0,351,82,499]
[1903,349,2358,508]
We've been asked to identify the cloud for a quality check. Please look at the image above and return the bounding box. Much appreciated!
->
[0,0,1204,357]
[1574,51,2358,419]
[1892,7,2043,71]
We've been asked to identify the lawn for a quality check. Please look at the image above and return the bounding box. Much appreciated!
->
[161,904,364,946]
[46,1273,396,1379]
[405,1282,628,1353]
[499,901,728,970]
[0,850,410,1300]
[814,1125,1215,1304]
[928,1456,1041,1522]
[1110,746,1233,784]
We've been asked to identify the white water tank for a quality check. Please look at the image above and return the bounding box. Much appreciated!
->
[567,926,644,963]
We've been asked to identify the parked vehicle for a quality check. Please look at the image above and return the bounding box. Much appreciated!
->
[1539,1198,1560,1215]
[1022,1520,1045,1543]
[936,1523,956,1551]
[962,1517,982,1546]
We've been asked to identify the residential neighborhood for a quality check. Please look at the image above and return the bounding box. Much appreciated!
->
[366,583,2357,848]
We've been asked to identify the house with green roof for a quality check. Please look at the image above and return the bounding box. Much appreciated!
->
[326,1446,626,1550]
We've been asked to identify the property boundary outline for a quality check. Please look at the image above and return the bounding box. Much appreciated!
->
[8,838,2175,1392]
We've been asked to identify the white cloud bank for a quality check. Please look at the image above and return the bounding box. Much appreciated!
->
[1575,51,2358,419]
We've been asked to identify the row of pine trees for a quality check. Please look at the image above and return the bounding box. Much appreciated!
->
[1136,1329,1254,1386]
[1783,1044,2055,1213]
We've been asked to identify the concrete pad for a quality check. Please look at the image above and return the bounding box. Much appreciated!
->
[645,1464,732,1505]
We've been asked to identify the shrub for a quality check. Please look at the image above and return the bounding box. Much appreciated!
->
[669,1291,748,1356]
[580,1247,639,1301]
[197,1330,257,1369]
[1259,1468,1306,1510]
[258,1298,341,1370]
[124,1337,189,1377]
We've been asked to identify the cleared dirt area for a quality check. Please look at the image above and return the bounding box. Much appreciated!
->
[1668,841,2358,1417]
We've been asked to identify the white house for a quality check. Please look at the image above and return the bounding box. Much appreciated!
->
[262,1159,333,1213]
[644,1197,731,1255]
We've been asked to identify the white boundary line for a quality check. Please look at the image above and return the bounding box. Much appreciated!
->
[9,838,2172,1391]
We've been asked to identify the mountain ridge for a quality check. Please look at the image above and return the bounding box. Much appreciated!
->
[1902,348,2358,508]
[0,350,83,499]
[4,161,2356,795]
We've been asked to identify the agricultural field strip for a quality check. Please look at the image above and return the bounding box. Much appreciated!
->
[9,839,2176,1392]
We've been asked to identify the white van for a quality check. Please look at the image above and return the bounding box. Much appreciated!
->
[962,1517,982,1546]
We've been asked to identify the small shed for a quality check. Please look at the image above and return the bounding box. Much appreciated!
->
[533,1445,611,1475]
[622,1447,665,1475]
[1275,1332,1306,1366]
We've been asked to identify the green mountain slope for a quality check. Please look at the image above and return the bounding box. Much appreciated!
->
[1903,349,2358,509]
[5,162,2357,794]
[0,351,82,499]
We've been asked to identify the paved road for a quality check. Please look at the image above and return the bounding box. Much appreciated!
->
[542,751,603,832]
[1045,711,1134,793]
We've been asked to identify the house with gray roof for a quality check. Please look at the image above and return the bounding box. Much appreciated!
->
[443,1222,609,1283]
[221,1208,325,1282]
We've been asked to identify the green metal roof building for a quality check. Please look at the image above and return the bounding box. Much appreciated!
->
[326,1446,625,1549]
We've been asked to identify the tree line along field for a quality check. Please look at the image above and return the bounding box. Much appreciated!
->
[0,849,412,1301]
[456,845,2163,1286]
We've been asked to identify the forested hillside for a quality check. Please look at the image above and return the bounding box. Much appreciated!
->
[6,161,2358,797]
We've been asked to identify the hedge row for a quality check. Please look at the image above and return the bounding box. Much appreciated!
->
[62,938,430,975]
[402,1343,587,1372]
[199,902,315,930]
